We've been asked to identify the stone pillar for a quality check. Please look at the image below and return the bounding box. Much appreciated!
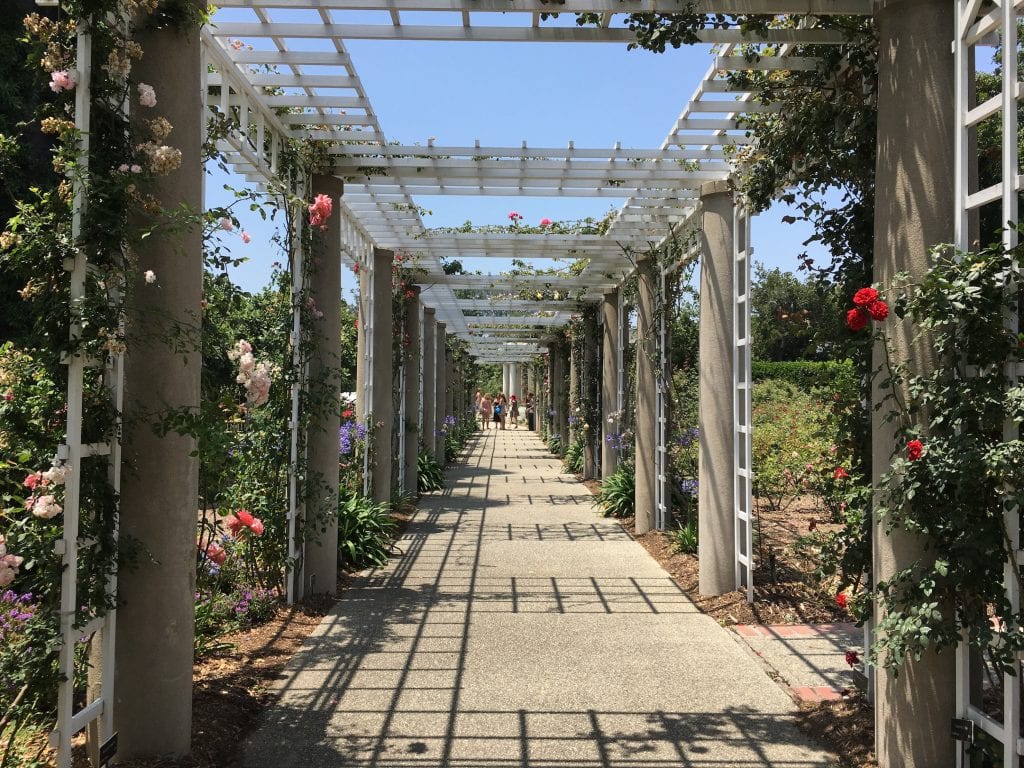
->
[582,311,599,479]
[434,323,447,461]
[115,10,202,758]
[635,255,657,535]
[697,181,735,593]
[422,308,436,462]
[370,248,394,505]
[355,266,368,418]
[303,174,343,596]
[872,1,956,764]
[402,288,421,494]
[601,290,619,479]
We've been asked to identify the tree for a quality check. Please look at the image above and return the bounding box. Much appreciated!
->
[750,264,840,361]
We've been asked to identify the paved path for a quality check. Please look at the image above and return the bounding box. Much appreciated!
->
[244,428,835,767]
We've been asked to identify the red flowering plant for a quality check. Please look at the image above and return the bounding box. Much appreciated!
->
[866,238,1024,675]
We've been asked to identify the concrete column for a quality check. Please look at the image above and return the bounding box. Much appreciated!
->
[402,287,421,494]
[422,308,436,462]
[526,363,535,429]
[370,248,394,505]
[635,255,657,535]
[434,323,447,461]
[872,1,956,764]
[601,290,619,479]
[303,174,344,596]
[697,181,735,593]
[556,343,570,452]
[545,343,556,440]
[115,9,202,757]
[582,311,599,479]
[569,338,580,436]
[355,266,368,418]
[445,342,455,426]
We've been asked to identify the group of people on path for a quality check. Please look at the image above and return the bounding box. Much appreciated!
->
[475,390,535,431]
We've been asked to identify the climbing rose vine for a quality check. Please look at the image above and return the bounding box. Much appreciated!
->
[867,236,1024,675]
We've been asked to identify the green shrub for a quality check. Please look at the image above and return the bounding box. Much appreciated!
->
[417,451,444,492]
[752,379,835,511]
[752,359,858,402]
[547,434,562,456]
[669,517,699,554]
[594,462,635,518]
[337,490,396,569]
[563,436,584,474]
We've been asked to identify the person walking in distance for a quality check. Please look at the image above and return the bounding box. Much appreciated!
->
[524,392,535,431]
[509,394,520,428]
[474,390,483,428]
[481,393,493,430]
[492,394,504,430]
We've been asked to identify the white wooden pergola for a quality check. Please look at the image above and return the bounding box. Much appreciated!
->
[57,2,1024,766]
[200,3,869,361]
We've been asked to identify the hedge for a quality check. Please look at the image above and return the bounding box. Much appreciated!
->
[752,359,859,399]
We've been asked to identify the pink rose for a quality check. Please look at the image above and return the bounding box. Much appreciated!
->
[50,70,75,93]
[241,231,251,244]
[539,217,552,227]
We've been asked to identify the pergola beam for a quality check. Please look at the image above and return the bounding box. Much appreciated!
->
[209,22,850,44]
[215,0,871,12]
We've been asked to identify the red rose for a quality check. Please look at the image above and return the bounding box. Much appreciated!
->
[907,439,923,461]
[833,467,849,480]
[853,287,879,307]
[846,308,869,332]
[835,593,848,609]
[248,517,265,536]
[845,650,860,667]
[236,509,255,528]
[868,300,889,321]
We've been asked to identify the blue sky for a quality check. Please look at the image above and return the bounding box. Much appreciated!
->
[207,34,826,295]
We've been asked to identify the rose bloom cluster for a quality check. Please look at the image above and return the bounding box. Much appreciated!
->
[0,535,25,588]
[23,462,69,519]
[309,194,333,229]
[845,287,889,332]
[228,339,272,407]
[224,509,265,537]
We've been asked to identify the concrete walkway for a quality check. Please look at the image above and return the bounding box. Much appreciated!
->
[244,428,835,767]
